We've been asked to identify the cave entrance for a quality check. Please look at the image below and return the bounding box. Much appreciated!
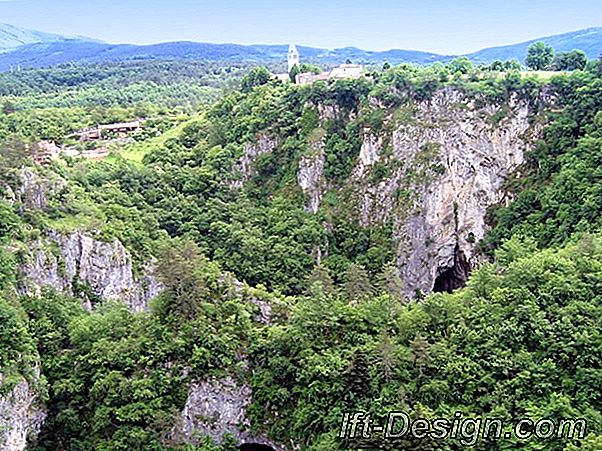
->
[433,244,471,294]
[239,444,277,451]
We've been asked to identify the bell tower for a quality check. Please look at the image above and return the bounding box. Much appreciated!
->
[288,44,300,73]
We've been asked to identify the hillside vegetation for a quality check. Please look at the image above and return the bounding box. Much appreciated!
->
[0,56,601,451]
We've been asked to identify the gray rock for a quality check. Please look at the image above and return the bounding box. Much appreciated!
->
[173,376,284,450]
[15,168,66,212]
[19,231,162,312]
[297,144,325,214]
[301,88,544,297]
[231,135,278,188]
[0,371,46,451]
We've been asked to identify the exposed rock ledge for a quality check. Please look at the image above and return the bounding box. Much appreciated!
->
[172,376,285,450]
[18,231,162,312]
[356,88,542,297]
[295,88,544,298]
[0,372,46,451]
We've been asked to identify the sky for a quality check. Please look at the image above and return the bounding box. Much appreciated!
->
[0,0,601,54]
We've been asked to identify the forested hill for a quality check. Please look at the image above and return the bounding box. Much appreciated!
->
[467,27,602,62]
[0,24,601,71]
[0,22,97,52]
[0,58,601,451]
[0,40,445,72]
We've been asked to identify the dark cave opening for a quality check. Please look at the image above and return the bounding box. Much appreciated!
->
[433,244,471,294]
[239,444,277,451]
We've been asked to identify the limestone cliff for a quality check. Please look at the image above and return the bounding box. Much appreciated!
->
[357,88,540,296]
[289,88,543,297]
[18,231,162,312]
[173,376,284,450]
[231,135,279,188]
[0,371,45,451]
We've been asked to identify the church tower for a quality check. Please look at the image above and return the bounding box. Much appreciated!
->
[288,44,300,73]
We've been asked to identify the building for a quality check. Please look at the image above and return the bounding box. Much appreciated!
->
[274,44,364,85]
[34,141,61,164]
[329,64,364,79]
[295,64,364,85]
[71,120,142,141]
[98,121,141,138]
[288,44,300,72]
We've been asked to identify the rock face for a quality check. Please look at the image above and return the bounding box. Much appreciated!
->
[19,231,162,312]
[14,168,66,212]
[232,135,278,188]
[352,88,540,297]
[174,376,283,450]
[0,373,46,451]
[297,135,326,214]
[293,88,542,297]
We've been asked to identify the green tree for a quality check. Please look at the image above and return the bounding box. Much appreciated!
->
[0,137,33,178]
[504,59,523,71]
[289,64,300,83]
[155,240,210,319]
[241,66,272,92]
[447,56,473,75]
[343,263,374,302]
[489,60,505,71]
[553,50,587,71]
[299,63,322,75]
[525,41,554,70]
[377,261,404,302]
[307,264,336,296]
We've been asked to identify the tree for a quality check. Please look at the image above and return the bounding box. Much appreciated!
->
[504,59,522,71]
[155,240,209,319]
[377,262,404,302]
[525,41,554,70]
[289,64,300,83]
[307,264,336,296]
[299,63,322,75]
[0,136,34,183]
[447,56,473,75]
[553,50,587,71]
[488,60,505,71]
[241,66,271,92]
[343,263,374,302]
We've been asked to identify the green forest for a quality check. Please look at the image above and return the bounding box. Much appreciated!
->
[0,50,601,451]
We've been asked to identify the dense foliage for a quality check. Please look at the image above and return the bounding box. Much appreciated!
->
[0,56,600,451]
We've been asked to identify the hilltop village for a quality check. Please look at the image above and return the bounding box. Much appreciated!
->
[274,44,364,84]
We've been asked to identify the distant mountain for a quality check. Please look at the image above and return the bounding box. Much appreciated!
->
[0,23,98,53]
[0,24,600,71]
[466,27,602,63]
[0,40,445,71]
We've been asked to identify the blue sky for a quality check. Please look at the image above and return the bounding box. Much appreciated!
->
[0,0,601,54]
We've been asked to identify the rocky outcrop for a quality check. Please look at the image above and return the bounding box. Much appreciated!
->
[0,372,46,451]
[393,89,538,296]
[297,132,326,214]
[19,231,162,312]
[173,376,283,450]
[332,88,543,297]
[10,168,66,212]
[355,133,383,176]
[232,135,278,188]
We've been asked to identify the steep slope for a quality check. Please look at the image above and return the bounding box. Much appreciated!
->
[0,64,600,451]
[234,84,544,297]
